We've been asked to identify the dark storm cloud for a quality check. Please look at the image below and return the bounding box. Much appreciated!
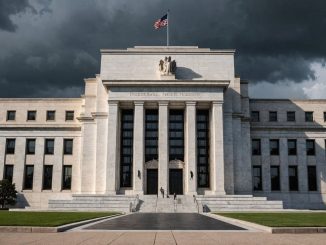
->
[0,0,326,97]
[0,0,35,31]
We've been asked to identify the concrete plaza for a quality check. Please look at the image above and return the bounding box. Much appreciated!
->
[1,231,326,244]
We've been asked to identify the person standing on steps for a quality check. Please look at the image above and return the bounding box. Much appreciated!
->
[160,187,165,198]
[174,193,177,200]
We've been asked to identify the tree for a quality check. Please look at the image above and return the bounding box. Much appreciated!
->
[0,179,17,209]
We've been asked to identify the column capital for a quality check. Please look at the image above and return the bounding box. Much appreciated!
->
[134,101,145,106]
[158,101,169,106]
[185,101,197,106]
[108,100,119,105]
[212,101,223,105]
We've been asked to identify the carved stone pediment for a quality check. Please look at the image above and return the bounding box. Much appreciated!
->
[169,159,184,169]
[145,159,158,169]
[159,56,177,76]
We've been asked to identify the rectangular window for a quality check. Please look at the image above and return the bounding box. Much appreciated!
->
[26,139,36,155]
[253,166,262,191]
[46,110,55,121]
[287,111,296,122]
[252,139,261,155]
[307,166,317,191]
[289,166,298,191]
[4,165,14,183]
[324,112,326,122]
[27,111,36,121]
[251,111,260,122]
[6,110,16,121]
[305,111,313,122]
[145,110,158,162]
[62,165,72,190]
[6,139,15,154]
[63,139,73,155]
[271,166,280,191]
[306,139,315,156]
[120,110,134,188]
[45,139,55,155]
[24,165,34,190]
[270,139,279,155]
[197,110,210,188]
[169,110,184,161]
[43,165,53,190]
[288,139,297,155]
[269,111,277,122]
[65,111,74,121]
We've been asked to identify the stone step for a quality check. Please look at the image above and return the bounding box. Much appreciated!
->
[196,197,268,201]
[197,200,283,205]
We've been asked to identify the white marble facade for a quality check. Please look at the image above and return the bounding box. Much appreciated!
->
[0,46,326,209]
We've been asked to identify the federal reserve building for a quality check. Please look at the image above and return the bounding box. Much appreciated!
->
[1,46,326,211]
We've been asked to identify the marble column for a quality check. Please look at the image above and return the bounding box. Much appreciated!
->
[133,101,144,194]
[106,101,119,194]
[185,101,197,195]
[158,101,169,196]
[211,101,226,195]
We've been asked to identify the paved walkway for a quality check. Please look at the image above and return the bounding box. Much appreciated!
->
[85,213,244,230]
[1,232,326,244]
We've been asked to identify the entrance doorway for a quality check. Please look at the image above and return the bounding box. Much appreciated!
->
[169,169,183,195]
[147,169,158,194]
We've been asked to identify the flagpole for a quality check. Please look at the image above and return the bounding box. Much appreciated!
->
[167,9,169,46]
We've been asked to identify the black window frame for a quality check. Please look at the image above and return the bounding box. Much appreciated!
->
[307,166,317,191]
[287,111,296,122]
[270,139,279,155]
[169,109,184,161]
[26,139,36,155]
[270,166,280,191]
[253,165,262,191]
[252,139,261,155]
[287,139,297,156]
[46,110,56,121]
[3,165,14,183]
[251,111,260,122]
[196,110,210,188]
[44,139,55,155]
[306,139,315,156]
[63,139,73,155]
[43,165,53,190]
[305,111,313,122]
[65,111,74,121]
[5,139,15,154]
[6,110,16,121]
[269,111,277,122]
[145,109,158,162]
[24,165,34,190]
[62,165,72,190]
[289,166,298,191]
[120,109,134,188]
[27,110,37,121]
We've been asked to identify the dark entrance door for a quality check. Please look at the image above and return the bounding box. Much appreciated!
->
[147,169,158,194]
[169,169,183,195]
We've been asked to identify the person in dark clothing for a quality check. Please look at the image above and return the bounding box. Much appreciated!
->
[174,193,177,200]
[160,187,164,198]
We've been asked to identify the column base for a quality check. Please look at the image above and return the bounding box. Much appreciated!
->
[105,191,117,195]
[203,190,226,196]
[185,191,198,196]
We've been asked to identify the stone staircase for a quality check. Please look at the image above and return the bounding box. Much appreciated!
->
[195,195,283,212]
[48,194,137,212]
[138,195,198,213]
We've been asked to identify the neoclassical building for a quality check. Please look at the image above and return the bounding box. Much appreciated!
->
[0,46,326,210]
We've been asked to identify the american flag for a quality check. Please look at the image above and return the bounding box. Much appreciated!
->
[154,14,168,29]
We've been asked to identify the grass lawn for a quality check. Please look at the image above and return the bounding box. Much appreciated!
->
[215,212,326,227]
[0,211,119,227]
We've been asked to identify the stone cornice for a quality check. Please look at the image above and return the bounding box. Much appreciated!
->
[251,125,326,131]
[102,80,230,87]
[0,126,81,131]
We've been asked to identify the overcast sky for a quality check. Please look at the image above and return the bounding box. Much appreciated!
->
[0,0,325,98]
